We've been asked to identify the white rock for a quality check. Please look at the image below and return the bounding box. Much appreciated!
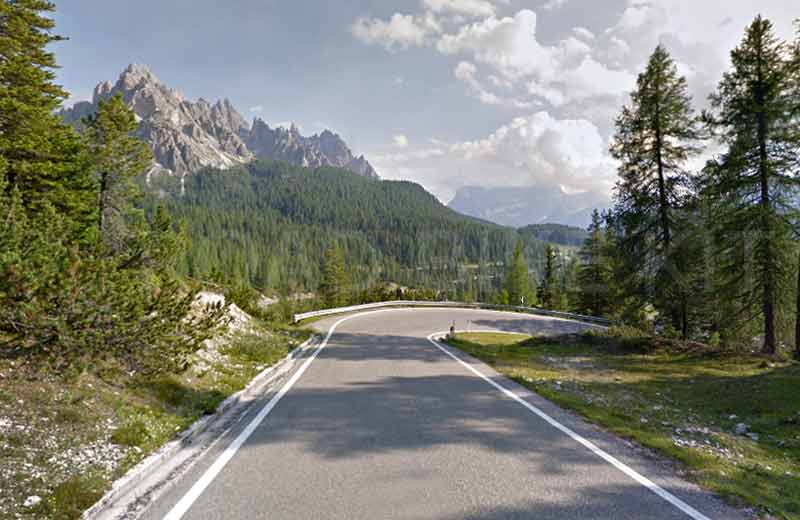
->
[23,496,41,508]
[734,423,748,435]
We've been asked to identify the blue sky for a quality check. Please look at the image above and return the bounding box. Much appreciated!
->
[52,1,798,203]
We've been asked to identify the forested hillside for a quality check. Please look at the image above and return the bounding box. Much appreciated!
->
[151,160,555,298]
[518,224,588,247]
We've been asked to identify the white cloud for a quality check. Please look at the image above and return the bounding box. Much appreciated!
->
[572,27,595,41]
[374,111,615,202]
[422,0,497,18]
[350,12,440,50]
[351,0,799,203]
[541,0,568,10]
[439,10,634,107]
[392,134,410,148]
[454,61,534,108]
[249,104,264,113]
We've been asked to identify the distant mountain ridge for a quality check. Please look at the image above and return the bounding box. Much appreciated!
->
[61,64,378,182]
[448,184,610,228]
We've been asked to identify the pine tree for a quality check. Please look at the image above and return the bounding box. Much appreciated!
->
[577,210,611,316]
[0,0,94,228]
[320,245,349,308]
[84,94,153,252]
[611,44,701,331]
[540,244,561,310]
[504,240,535,306]
[791,19,800,361]
[703,16,800,354]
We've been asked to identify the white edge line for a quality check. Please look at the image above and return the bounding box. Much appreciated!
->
[427,332,712,520]
[162,310,385,520]
[163,309,711,520]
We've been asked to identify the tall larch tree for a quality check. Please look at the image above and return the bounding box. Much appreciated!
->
[540,244,561,310]
[577,210,611,317]
[704,16,800,355]
[504,240,535,306]
[320,245,349,308]
[0,0,94,229]
[611,44,701,333]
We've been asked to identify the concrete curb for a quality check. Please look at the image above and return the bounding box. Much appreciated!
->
[82,335,318,520]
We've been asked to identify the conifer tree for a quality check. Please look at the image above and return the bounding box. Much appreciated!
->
[611,44,700,330]
[540,244,561,310]
[320,245,349,308]
[504,240,535,306]
[0,0,94,228]
[84,94,153,251]
[577,210,611,316]
[791,19,800,361]
[703,16,800,354]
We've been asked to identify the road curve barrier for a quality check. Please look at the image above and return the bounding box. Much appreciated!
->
[293,300,612,327]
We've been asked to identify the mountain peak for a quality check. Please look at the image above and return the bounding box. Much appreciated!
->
[119,63,161,89]
[62,65,379,181]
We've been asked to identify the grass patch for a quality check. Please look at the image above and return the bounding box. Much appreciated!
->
[0,320,312,519]
[33,472,107,520]
[447,332,800,519]
[222,333,294,366]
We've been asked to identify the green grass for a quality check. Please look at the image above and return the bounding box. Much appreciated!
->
[32,473,107,520]
[0,323,312,519]
[447,332,800,519]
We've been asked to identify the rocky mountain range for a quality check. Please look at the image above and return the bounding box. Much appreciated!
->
[448,184,611,229]
[61,64,378,183]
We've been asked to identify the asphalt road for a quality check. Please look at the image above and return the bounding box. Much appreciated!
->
[141,308,744,520]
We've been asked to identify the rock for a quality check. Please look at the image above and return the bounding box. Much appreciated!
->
[23,496,41,508]
[734,423,748,435]
[247,120,379,179]
[61,64,379,185]
[746,432,759,441]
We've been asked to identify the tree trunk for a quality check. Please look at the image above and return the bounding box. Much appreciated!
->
[756,43,777,355]
[795,249,800,360]
[681,297,689,340]
[654,85,680,332]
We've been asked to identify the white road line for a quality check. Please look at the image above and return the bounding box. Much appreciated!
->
[162,311,377,520]
[162,308,708,520]
[426,332,711,520]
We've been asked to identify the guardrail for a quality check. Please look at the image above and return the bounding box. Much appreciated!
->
[293,300,612,327]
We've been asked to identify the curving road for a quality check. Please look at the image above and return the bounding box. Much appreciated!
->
[140,308,744,520]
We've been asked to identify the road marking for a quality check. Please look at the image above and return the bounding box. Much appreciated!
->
[162,308,704,519]
[162,311,376,520]
[426,332,712,520]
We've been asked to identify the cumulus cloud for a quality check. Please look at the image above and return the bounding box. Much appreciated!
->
[352,0,798,202]
[422,0,497,18]
[438,10,635,107]
[350,12,440,50]
[454,61,535,108]
[374,111,616,202]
